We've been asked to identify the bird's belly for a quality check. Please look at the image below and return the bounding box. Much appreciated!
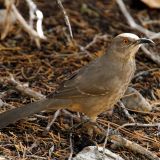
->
[68,62,135,120]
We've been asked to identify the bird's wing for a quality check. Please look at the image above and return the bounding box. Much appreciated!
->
[53,58,110,99]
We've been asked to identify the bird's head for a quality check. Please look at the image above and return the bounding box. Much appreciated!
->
[109,33,154,60]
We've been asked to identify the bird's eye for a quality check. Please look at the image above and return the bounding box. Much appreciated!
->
[123,38,129,44]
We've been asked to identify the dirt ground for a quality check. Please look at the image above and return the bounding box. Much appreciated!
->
[0,0,160,159]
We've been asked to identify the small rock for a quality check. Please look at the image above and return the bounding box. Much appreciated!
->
[0,99,4,108]
[0,155,8,160]
[122,87,152,112]
[73,146,124,160]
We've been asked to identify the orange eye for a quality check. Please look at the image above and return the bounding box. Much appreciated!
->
[123,38,128,44]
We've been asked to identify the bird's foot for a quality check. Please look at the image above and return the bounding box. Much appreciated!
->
[82,120,110,143]
[68,117,106,142]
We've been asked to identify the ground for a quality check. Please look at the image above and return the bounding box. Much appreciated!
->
[0,0,160,159]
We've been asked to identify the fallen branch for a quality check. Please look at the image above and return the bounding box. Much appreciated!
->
[116,0,160,66]
[110,135,160,160]
[7,74,46,100]
[116,0,156,37]
[11,4,46,48]
[3,0,46,48]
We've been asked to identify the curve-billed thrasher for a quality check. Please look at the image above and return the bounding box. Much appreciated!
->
[0,33,154,129]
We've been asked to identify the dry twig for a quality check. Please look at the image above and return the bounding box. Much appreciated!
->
[84,34,108,50]
[116,0,156,37]
[116,0,160,66]
[118,101,135,122]
[141,46,160,66]
[134,68,160,79]
[45,109,61,132]
[117,122,160,130]
[57,0,73,40]
[98,119,160,145]
[68,118,73,160]
[26,0,45,40]
[102,123,110,158]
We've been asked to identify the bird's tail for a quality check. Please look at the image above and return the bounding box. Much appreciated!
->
[0,98,68,129]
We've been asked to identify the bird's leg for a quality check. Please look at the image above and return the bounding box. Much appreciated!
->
[82,116,107,134]
[82,119,108,142]
[67,115,106,141]
[68,116,90,132]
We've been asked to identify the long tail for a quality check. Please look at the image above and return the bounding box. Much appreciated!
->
[0,98,68,129]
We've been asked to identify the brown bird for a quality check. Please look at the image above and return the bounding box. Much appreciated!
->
[0,33,154,129]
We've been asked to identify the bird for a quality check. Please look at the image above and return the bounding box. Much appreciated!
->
[0,33,154,129]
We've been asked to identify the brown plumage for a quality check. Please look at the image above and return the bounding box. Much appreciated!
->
[0,33,154,129]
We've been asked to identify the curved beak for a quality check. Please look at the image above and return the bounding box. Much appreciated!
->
[136,38,154,45]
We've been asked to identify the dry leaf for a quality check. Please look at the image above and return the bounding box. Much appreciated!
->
[141,0,160,8]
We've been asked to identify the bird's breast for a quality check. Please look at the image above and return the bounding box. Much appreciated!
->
[104,59,136,104]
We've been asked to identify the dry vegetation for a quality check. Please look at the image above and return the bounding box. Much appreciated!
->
[0,0,160,159]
